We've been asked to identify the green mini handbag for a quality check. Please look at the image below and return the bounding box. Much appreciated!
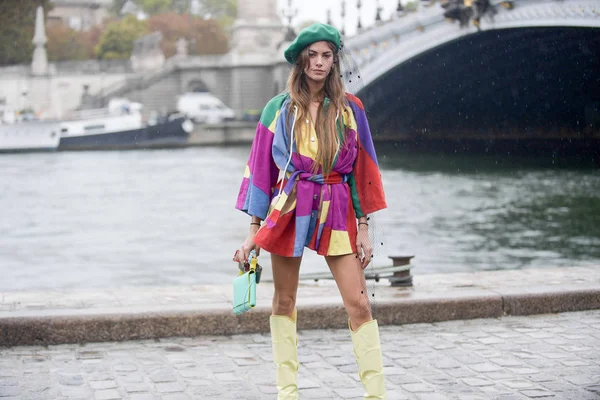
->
[232,250,261,315]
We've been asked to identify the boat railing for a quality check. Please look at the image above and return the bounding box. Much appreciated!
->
[63,108,136,121]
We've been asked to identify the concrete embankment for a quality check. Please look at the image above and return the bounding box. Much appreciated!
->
[1,266,599,346]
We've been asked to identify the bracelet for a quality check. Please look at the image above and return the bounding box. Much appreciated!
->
[358,222,369,227]
[250,222,261,226]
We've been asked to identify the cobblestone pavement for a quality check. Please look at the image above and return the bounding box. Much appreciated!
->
[1,311,599,400]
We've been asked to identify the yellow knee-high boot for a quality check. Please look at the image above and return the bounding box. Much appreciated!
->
[270,310,298,400]
[350,319,386,400]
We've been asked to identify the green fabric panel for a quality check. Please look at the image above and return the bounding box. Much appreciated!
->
[348,172,364,218]
[259,93,289,126]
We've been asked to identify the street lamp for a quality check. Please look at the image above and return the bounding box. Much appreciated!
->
[282,0,297,41]
[357,0,362,31]
[340,0,346,36]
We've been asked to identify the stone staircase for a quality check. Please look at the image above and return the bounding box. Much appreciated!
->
[91,59,181,115]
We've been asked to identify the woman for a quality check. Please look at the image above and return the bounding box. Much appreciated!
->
[235,23,387,399]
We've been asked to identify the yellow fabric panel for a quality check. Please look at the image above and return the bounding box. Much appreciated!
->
[320,199,330,224]
[327,230,353,256]
[268,110,280,133]
[281,189,297,214]
[296,120,319,160]
[295,104,356,160]
[269,188,298,215]
[244,165,250,178]
[271,190,288,211]
[343,105,358,131]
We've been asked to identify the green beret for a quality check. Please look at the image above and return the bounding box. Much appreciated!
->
[284,23,341,64]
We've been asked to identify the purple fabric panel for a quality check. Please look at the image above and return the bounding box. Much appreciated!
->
[293,152,320,173]
[235,177,250,210]
[320,185,332,202]
[333,128,357,174]
[295,181,313,217]
[248,122,279,195]
[329,186,349,230]
[347,102,379,167]
[235,121,279,219]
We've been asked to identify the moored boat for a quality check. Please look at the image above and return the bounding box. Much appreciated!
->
[58,113,192,151]
[0,99,193,153]
[0,121,62,152]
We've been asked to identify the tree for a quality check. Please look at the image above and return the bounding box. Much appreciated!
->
[197,0,237,29]
[95,15,149,59]
[0,0,53,66]
[46,25,88,61]
[147,13,228,57]
[198,0,236,18]
[47,24,105,61]
[140,0,172,15]
[110,0,128,16]
[189,17,229,54]
[113,0,236,20]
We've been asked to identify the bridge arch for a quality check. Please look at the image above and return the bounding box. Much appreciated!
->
[345,0,600,147]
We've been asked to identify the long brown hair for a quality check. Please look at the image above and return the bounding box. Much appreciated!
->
[287,41,347,175]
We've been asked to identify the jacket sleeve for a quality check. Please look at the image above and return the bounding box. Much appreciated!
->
[346,94,387,218]
[235,112,280,220]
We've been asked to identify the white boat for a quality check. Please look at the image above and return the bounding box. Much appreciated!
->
[0,99,192,153]
[0,102,60,152]
[58,100,192,150]
[0,121,62,152]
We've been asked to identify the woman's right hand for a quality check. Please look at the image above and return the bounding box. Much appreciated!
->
[234,227,261,264]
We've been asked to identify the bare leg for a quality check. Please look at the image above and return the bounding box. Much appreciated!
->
[271,254,302,317]
[327,253,386,399]
[325,253,372,330]
[270,254,302,400]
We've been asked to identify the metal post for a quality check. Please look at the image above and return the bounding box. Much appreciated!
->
[282,0,298,41]
[357,0,362,31]
[340,0,346,36]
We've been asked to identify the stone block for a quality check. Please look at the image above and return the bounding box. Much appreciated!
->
[501,286,600,316]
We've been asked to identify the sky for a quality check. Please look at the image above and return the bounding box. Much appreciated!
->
[278,0,404,37]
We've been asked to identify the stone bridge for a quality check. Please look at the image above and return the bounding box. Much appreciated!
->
[342,0,600,150]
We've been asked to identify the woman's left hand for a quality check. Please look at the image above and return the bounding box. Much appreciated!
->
[356,225,373,269]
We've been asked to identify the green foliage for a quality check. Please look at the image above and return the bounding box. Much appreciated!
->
[110,0,128,16]
[405,1,419,12]
[95,15,149,59]
[140,0,172,15]
[147,13,229,57]
[113,0,237,29]
[0,0,53,66]
[47,25,88,61]
[199,0,237,19]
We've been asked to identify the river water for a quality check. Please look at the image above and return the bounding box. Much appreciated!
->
[1,146,598,291]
